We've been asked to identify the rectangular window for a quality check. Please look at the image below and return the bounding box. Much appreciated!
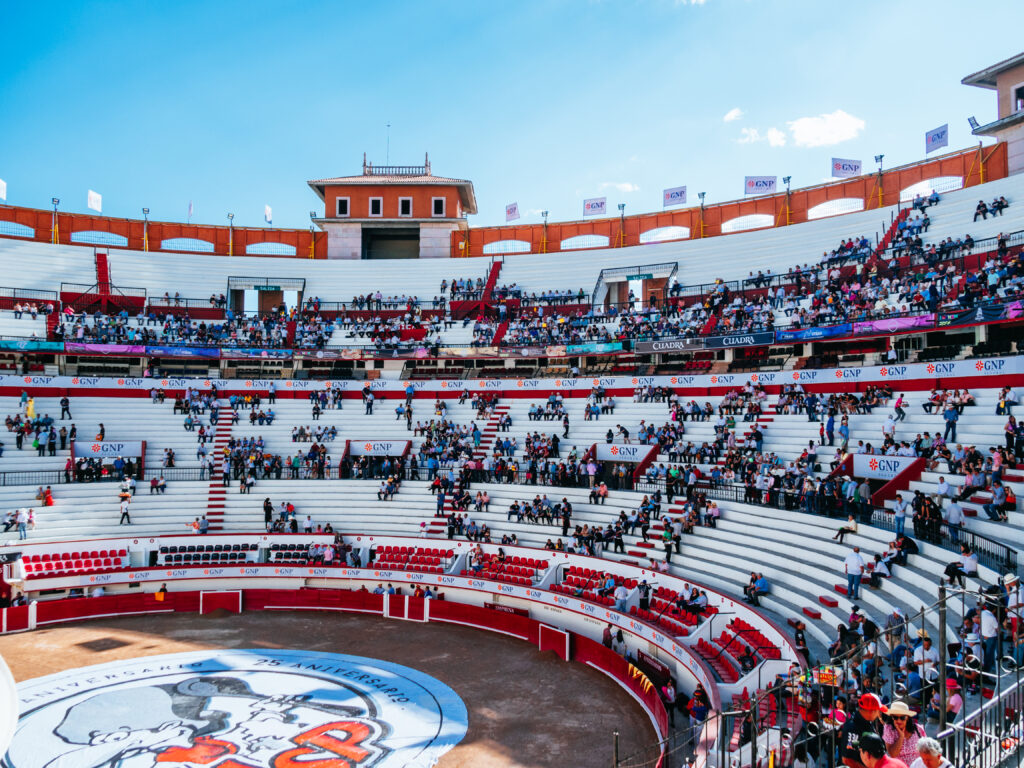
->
[399,197,413,217]
[369,198,383,217]
[335,198,350,217]
[432,197,446,217]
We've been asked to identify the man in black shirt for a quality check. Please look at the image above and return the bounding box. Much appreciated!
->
[839,693,886,768]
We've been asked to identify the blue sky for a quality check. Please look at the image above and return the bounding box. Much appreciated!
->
[0,1,1020,228]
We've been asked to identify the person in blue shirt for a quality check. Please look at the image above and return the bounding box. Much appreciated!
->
[943,403,959,442]
[825,414,835,446]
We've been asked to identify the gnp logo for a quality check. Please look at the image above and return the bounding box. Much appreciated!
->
[926,363,956,374]
[72,376,100,386]
[878,366,906,377]
[709,375,734,385]
[631,376,655,387]
[117,377,145,386]
[21,376,53,385]
[159,378,189,388]
[792,371,819,381]
[834,369,863,379]
[4,650,469,768]
[202,568,225,576]
[833,161,859,173]
[554,378,577,388]
[515,380,540,388]
[927,127,948,146]
[746,179,774,189]
[976,359,1006,372]
[609,445,642,459]
[669,376,695,385]
[477,380,501,389]
[869,457,904,475]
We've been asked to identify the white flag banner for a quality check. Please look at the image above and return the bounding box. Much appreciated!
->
[0,178,6,201]
[743,176,777,196]
[830,158,862,178]
[505,202,520,222]
[925,124,949,153]
[662,185,687,207]
[188,200,194,221]
[87,189,102,213]
[583,197,607,217]
[264,204,272,224]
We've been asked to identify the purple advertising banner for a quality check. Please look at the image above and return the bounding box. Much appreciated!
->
[853,314,935,335]
[64,343,147,355]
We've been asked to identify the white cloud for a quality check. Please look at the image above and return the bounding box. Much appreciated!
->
[787,109,865,147]
[599,182,639,193]
[723,107,743,123]
[736,127,785,147]
[736,128,761,144]
[765,127,786,147]
[675,0,707,4]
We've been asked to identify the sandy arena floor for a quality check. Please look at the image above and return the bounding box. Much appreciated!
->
[0,610,655,768]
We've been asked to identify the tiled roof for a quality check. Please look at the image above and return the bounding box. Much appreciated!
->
[307,174,471,185]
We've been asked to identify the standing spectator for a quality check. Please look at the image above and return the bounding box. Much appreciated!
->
[845,546,866,600]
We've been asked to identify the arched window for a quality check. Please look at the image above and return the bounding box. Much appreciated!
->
[807,198,865,220]
[246,242,297,256]
[639,226,690,243]
[161,237,215,253]
[900,176,963,202]
[70,230,128,247]
[0,221,34,239]
[482,239,531,255]
[560,234,609,250]
[721,214,773,233]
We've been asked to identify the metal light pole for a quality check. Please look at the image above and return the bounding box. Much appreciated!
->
[142,207,150,252]
[51,198,60,244]
[874,154,884,209]
[541,210,549,254]
[782,176,792,226]
[227,213,234,256]
[309,211,317,259]
[697,193,706,238]
[617,203,626,247]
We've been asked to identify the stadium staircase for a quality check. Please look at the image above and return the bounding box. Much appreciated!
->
[205,399,236,531]
[478,258,503,317]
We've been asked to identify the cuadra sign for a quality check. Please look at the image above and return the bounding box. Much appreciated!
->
[5,650,468,768]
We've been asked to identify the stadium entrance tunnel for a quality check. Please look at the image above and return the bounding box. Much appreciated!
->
[362,226,420,259]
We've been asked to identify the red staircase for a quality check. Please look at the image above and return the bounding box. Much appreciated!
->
[490,320,508,346]
[95,252,110,292]
[205,400,236,532]
[478,259,503,317]
[286,320,297,347]
[873,208,909,259]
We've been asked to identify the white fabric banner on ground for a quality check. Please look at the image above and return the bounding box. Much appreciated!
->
[663,185,687,207]
[505,202,519,221]
[87,190,102,213]
[852,453,918,481]
[73,440,143,458]
[830,158,862,178]
[583,197,607,217]
[744,176,777,195]
[925,124,949,153]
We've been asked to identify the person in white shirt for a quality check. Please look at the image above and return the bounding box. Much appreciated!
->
[935,477,951,498]
[909,736,953,768]
[980,603,1000,673]
[914,635,940,690]
[613,583,630,613]
[844,546,866,599]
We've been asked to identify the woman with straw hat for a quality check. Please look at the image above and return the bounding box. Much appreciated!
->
[883,700,926,766]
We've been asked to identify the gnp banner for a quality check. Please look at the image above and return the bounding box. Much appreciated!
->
[852,454,918,481]
[744,176,777,195]
[853,315,935,335]
[349,440,410,457]
[662,186,687,208]
[593,443,652,463]
[831,158,862,178]
[73,440,144,457]
[925,124,949,153]
[583,197,607,217]
[505,202,520,221]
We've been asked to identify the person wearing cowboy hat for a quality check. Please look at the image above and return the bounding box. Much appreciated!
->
[840,693,886,768]
[883,700,925,766]
[1004,572,1021,620]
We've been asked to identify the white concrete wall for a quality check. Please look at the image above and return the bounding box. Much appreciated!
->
[324,222,362,260]
[419,222,458,258]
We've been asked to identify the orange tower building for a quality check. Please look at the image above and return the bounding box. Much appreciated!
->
[309,154,477,259]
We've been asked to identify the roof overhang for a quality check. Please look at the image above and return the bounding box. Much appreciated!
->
[962,52,1024,89]
[307,175,477,214]
[971,111,1024,136]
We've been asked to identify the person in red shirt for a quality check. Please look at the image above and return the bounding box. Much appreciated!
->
[858,732,908,768]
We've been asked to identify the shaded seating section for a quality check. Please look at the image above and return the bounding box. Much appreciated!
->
[22,548,127,577]
[375,544,453,574]
[694,637,740,683]
[462,553,548,585]
[550,565,637,605]
[165,543,256,564]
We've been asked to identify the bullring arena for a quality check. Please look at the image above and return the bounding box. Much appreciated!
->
[4,11,1024,767]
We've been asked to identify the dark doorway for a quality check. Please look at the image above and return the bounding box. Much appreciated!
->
[362,227,419,259]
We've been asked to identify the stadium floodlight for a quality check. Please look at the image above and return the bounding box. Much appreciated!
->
[968,116,980,130]
[51,198,59,208]
[227,213,234,221]
[141,208,149,218]
[874,154,884,164]
[617,203,625,212]
[541,210,549,224]
[309,210,317,221]
[782,176,791,191]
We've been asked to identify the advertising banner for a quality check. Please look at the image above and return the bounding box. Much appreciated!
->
[633,338,704,354]
[593,443,650,462]
[505,202,520,222]
[853,315,934,335]
[219,348,293,360]
[566,342,623,354]
[925,124,949,153]
[775,324,852,342]
[295,349,363,361]
[852,454,918,481]
[73,440,144,458]
[145,345,220,359]
[0,340,64,352]
[662,186,687,208]
[938,301,1023,327]
[830,158,862,178]
[583,197,607,217]
[63,343,145,355]
[348,440,410,457]
[704,331,775,349]
[744,176,777,196]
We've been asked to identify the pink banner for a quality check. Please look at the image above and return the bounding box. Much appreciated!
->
[853,314,935,335]
[64,343,147,355]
